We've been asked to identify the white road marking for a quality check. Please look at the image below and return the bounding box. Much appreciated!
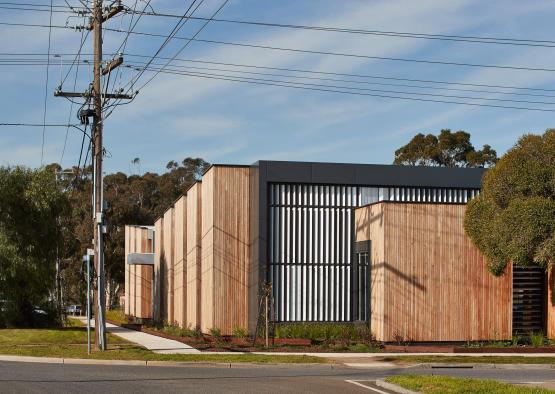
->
[345,380,390,393]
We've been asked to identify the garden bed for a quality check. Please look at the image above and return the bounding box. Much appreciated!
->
[385,344,555,353]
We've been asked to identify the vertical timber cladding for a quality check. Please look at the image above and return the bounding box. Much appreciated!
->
[124,225,153,319]
[173,196,187,328]
[163,207,175,325]
[268,183,480,323]
[186,182,202,330]
[547,266,555,339]
[124,226,131,316]
[356,202,512,342]
[201,166,251,335]
[153,216,164,322]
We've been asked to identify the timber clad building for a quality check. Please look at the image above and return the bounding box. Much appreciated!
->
[125,160,555,342]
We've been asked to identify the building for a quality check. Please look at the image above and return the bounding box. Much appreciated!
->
[124,160,555,341]
[124,225,154,319]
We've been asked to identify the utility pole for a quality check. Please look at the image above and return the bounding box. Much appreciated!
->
[55,0,131,351]
[92,0,106,351]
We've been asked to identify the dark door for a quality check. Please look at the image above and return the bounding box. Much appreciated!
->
[353,241,370,322]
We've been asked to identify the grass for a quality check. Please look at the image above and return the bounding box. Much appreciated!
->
[275,322,374,342]
[386,375,554,393]
[0,326,325,364]
[382,355,555,365]
[104,309,129,326]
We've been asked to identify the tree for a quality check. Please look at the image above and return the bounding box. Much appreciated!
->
[464,129,555,275]
[0,167,71,326]
[394,129,498,167]
[60,157,210,308]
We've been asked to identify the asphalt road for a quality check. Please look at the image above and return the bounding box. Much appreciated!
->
[0,361,554,393]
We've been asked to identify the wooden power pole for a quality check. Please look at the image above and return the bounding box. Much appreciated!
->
[92,0,106,351]
[55,0,131,351]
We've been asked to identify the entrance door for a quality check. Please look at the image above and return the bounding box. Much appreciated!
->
[353,241,370,322]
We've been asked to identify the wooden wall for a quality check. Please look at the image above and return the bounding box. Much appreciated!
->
[355,203,386,340]
[125,226,131,316]
[201,169,215,332]
[186,182,202,329]
[162,207,175,324]
[548,266,555,339]
[124,225,153,319]
[153,217,163,322]
[248,166,259,333]
[355,202,512,342]
[201,166,251,335]
[173,196,187,328]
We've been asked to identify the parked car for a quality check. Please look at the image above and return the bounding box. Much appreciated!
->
[66,305,82,316]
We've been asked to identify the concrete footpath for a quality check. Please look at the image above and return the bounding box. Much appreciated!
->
[74,317,199,354]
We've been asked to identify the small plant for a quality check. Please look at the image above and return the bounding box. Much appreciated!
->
[392,330,405,346]
[209,327,222,340]
[530,331,545,347]
[511,335,521,347]
[232,326,248,339]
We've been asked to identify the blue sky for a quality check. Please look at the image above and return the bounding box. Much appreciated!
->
[1,0,555,174]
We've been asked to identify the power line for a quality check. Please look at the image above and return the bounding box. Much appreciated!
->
[5,52,555,97]
[113,0,151,55]
[119,0,205,95]
[0,4,82,13]
[18,57,555,104]
[10,2,555,49]
[133,66,555,112]
[6,20,555,73]
[135,0,230,92]
[60,27,90,87]
[60,24,86,166]
[75,121,88,173]
[102,28,555,73]
[125,10,555,49]
[0,1,84,10]
[107,0,139,99]
[4,53,555,94]
[125,60,555,99]
[140,65,555,105]
[0,122,86,130]
[41,0,54,166]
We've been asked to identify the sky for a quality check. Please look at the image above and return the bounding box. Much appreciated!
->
[1,0,555,174]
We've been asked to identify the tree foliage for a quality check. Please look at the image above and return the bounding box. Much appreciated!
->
[0,167,71,326]
[464,129,555,275]
[65,157,209,307]
[394,129,498,167]
[0,156,210,325]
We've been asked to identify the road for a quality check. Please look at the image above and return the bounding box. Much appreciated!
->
[0,361,554,393]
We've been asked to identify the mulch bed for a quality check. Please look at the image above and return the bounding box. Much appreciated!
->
[109,319,555,354]
[384,344,555,353]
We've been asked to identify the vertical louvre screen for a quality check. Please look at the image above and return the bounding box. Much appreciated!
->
[268,183,479,323]
[513,266,545,334]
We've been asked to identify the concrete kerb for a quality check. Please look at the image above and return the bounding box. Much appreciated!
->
[0,355,336,368]
[376,379,419,394]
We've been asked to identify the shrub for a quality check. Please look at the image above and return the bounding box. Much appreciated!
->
[275,323,374,343]
[530,331,545,347]
[153,322,202,338]
[233,326,248,339]
[209,327,222,339]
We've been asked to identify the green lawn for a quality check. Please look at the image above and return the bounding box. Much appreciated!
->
[386,375,554,394]
[104,309,128,326]
[382,355,555,365]
[0,327,325,364]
